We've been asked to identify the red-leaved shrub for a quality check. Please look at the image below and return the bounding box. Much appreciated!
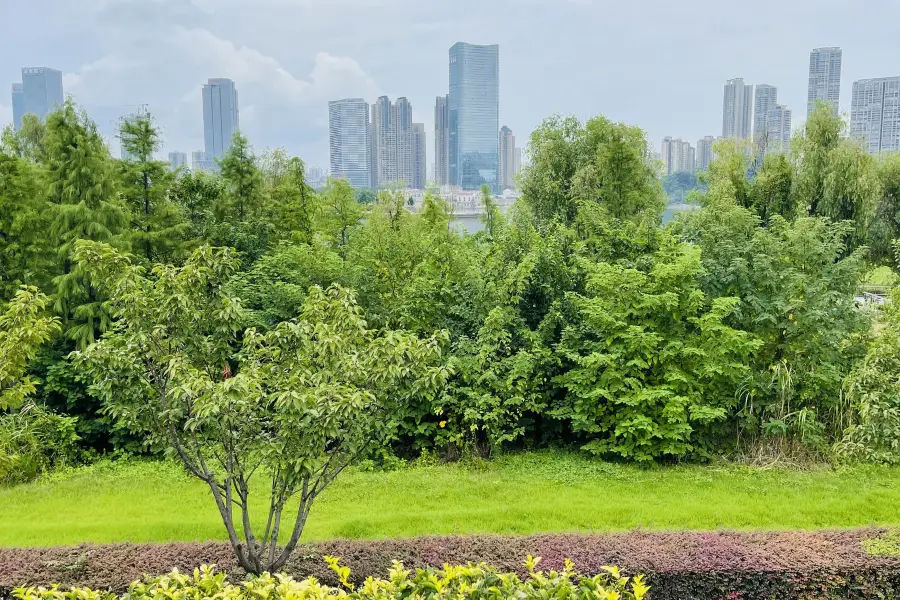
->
[1,529,899,600]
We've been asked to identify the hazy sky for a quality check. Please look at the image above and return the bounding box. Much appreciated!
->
[2,0,900,171]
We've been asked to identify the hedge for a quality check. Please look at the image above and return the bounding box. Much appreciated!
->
[13,562,648,600]
[2,529,899,600]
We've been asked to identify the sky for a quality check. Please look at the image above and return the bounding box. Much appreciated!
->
[2,0,900,172]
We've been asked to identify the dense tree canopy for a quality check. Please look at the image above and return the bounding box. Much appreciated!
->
[2,100,900,498]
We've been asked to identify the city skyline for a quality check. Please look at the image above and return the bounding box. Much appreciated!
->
[4,1,899,170]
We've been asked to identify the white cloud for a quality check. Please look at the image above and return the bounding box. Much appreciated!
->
[169,27,381,104]
[64,55,147,102]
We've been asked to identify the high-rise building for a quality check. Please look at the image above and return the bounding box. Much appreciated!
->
[766,105,792,154]
[498,125,516,190]
[328,98,371,189]
[449,42,500,191]
[851,77,900,154]
[305,166,326,188]
[192,150,216,173]
[192,151,205,171]
[514,147,522,178]
[723,78,752,140]
[413,123,427,189]
[369,96,415,188]
[696,136,716,171]
[754,84,778,142]
[202,78,240,163]
[808,47,842,117]
[12,67,64,131]
[434,95,450,185]
[168,151,188,172]
[11,84,24,131]
[661,137,695,175]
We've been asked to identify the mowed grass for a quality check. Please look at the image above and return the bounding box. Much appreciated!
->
[2,450,900,548]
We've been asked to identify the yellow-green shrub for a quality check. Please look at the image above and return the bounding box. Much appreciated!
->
[14,559,649,600]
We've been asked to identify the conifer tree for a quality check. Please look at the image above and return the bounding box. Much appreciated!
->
[118,112,188,263]
[44,100,127,347]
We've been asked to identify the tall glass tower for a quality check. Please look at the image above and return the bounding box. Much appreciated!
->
[202,78,240,162]
[12,67,63,131]
[328,98,371,190]
[448,42,499,191]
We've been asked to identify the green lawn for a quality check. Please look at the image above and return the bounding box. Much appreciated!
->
[2,451,900,548]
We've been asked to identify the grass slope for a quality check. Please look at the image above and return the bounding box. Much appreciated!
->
[2,451,899,548]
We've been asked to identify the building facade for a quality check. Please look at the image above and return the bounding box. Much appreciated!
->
[767,105,793,154]
[369,96,416,189]
[723,78,752,140]
[328,98,371,189]
[449,42,500,191]
[851,77,900,154]
[12,67,64,131]
[413,123,427,190]
[696,136,716,171]
[498,125,516,190]
[168,151,188,172]
[661,137,695,175]
[434,95,450,186]
[202,78,240,163]
[514,147,522,178]
[754,84,778,142]
[808,47,842,117]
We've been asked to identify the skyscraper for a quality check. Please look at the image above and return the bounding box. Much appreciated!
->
[328,98,371,189]
[169,151,188,172]
[370,96,415,188]
[851,77,900,154]
[766,105,792,154]
[202,78,240,163]
[695,136,716,171]
[513,147,522,178]
[754,84,778,141]
[723,78,752,140]
[661,137,695,175]
[192,151,206,172]
[498,125,516,190]
[808,47,842,117]
[434,95,450,185]
[413,123,427,190]
[449,42,500,191]
[12,67,64,131]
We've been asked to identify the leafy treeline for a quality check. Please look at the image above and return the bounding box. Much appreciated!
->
[2,101,900,477]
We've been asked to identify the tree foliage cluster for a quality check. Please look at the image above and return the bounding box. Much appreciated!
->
[2,101,900,480]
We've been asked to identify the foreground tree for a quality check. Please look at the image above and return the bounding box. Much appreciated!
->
[0,286,60,410]
[73,241,447,574]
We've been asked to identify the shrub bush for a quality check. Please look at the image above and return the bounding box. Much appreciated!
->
[3,531,900,600]
[12,560,648,600]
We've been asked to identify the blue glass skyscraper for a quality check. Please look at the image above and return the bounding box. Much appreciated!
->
[448,42,499,191]
[202,78,240,163]
[12,67,64,131]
